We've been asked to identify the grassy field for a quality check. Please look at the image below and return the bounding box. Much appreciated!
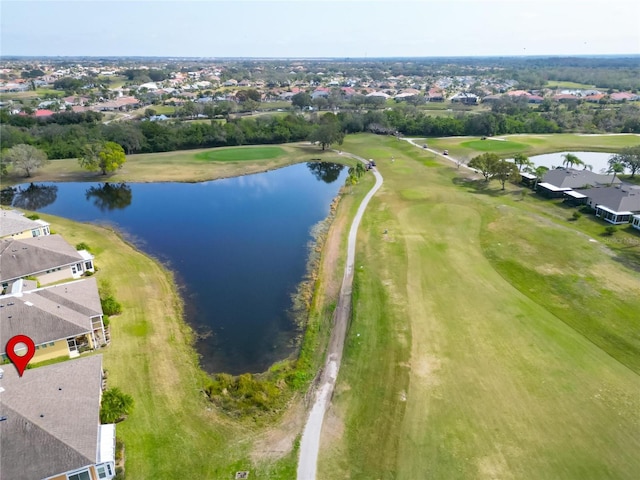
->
[317,134,640,479]
[194,146,285,161]
[422,133,640,161]
[147,105,176,115]
[0,87,63,102]
[546,80,597,89]
[1,143,347,186]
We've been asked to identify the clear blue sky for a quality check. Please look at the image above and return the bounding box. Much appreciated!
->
[1,0,639,58]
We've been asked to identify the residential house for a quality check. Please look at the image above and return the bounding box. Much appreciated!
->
[0,234,95,291]
[0,355,116,480]
[542,167,621,189]
[0,210,51,240]
[574,184,640,224]
[450,92,478,105]
[537,168,621,198]
[610,92,638,102]
[632,214,640,231]
[0,277,107,362]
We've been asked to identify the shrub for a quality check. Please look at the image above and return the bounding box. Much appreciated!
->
[604,225,618,236]
[101,296,122,316]
[100,387,134,424]
[26,214,40,220]
[76,242,91,252]
[570,211,582,221]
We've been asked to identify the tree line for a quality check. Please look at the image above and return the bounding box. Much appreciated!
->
[2,101,640,164]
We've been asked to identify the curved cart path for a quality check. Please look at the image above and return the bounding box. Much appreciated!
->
[296,152,383,480]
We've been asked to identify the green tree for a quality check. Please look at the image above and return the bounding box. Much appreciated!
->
[562,153,583,169]
[492,158,521,190]
[607,160,625,185]
[291,92,312,110]
[100,387,134,424]
[609,145,640,178]
[513,153,532,172]
[4,144,49,177]
[308,115,344,150]
[468,152,500,181]
[79,141,126,175]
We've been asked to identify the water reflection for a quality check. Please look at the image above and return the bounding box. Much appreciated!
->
[85,183,133,212]
[2,183,59,210]
[307,161,345,184]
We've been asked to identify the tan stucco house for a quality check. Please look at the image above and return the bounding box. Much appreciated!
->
[0,209,51,240]
[0,277,107,363]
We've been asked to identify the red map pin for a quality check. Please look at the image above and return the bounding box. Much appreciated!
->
[6,335,36,377]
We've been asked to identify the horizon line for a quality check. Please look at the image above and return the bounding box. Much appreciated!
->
[2,53,640,61]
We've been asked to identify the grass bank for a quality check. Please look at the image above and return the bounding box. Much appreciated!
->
[319,133,640,479]
[1,143,348,186]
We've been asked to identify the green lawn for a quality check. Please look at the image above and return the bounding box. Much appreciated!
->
[461,139,529,152]
[546,80,597,89]
[194,146,285,162]
[318,134,640,479]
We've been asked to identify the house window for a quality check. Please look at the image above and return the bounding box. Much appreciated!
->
[96,463,114,479]
[72,266,77,274]
[32,229,40,237]
[67,469,91,480]
[86,261,93,270]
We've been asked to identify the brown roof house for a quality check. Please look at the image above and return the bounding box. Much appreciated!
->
[0,210,51,240]
[0,277,108,363]
[0,355,116,480]
[0,235,94,293]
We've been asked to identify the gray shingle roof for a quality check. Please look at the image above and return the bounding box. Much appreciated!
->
[0,210,48,238]
[575,184,640,213]
[0,234,87,283]
[542,168,621,189]
[0,278,101,352]
[0,355,104,480]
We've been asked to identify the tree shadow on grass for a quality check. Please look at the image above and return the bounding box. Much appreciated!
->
[452,176,521,198]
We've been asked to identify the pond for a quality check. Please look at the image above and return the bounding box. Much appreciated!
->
[4,162,347,374]
[528,151,617,174]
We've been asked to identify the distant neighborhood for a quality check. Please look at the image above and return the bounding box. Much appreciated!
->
[1,58,638,120]
[0,209,117,480]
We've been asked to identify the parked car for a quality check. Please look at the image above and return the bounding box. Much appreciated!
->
[443,150,449,155]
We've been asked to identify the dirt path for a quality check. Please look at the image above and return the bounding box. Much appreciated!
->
[296,152,383,480]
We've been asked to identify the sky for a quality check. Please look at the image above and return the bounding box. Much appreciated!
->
[1,0,639,58]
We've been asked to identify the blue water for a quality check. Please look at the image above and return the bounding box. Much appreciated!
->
[8,162,346,374]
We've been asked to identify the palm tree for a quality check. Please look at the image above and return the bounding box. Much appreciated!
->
[607,161,625,185]
[533,166,549,189]
[562,153,583,170]
[513,153,533,172]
